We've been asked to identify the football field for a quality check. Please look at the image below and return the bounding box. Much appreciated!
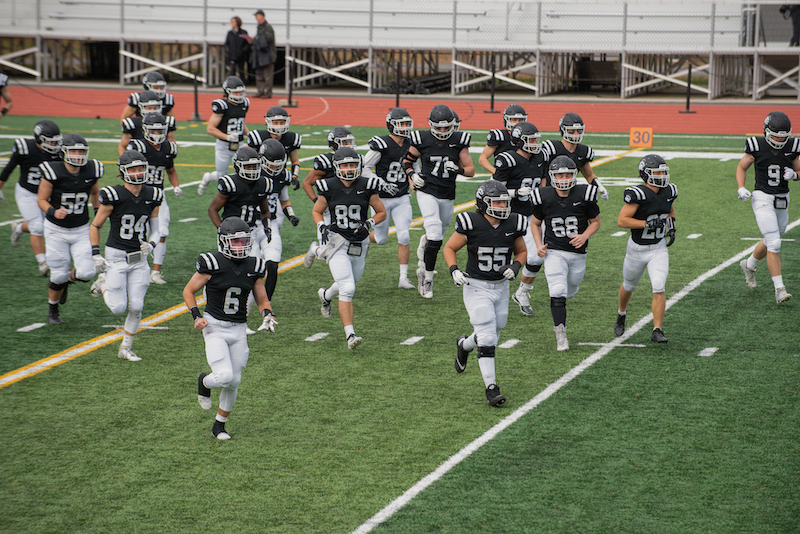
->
[0,111,798,533]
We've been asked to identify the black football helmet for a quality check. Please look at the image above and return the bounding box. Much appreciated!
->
[142,72,167,98]
[503,104,528,130]
[638,154,670,188]
[137,90,163,116]
[510,121,541,154]
[142,112,168,145]
[259,139,287,177]
[475,179,511,220]
[118,150,150,184]
[222,76,246,104]
[386,108,413,137]
[265,106,290,135]
[61,133,90,167]
[332,146,362,181]
[218,216,252,259]
[428,104,458,140]
[327,126,356,150]
[559,112,585,144]
[764,110,792,149]
[33,119,62,154]
[233,146,262,181]
[548,155,578,191]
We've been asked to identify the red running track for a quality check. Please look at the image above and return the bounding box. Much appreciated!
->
[6,85,795,135]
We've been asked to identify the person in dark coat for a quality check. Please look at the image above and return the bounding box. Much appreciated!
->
[225,16,250,80]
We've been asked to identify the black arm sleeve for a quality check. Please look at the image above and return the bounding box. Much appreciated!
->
[0,151,21,183]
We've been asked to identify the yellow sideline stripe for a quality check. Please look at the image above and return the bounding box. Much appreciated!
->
[3,151,625,389]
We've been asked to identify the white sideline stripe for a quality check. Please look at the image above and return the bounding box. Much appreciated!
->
[17,323,46,332]
[612,231,627,237]
[498,339,520,349]
[687,233,703,239]
[352,216,800,534]
[400,336,424,345]
[179,217,198,223]
[741,237,794,241]
[699,347,719,357]
[578,342,646,348]
[305,332,329,341]
[102,325,170,330]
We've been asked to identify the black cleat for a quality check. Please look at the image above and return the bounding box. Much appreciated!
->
[651,328,669,343]
[212,420,231,440]
[455,335,469,373]
[48,303,64,325]
[614,313,626,337]
[485,384,506,407]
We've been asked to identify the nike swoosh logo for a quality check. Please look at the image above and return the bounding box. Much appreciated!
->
[505,232,514,237]
[449,144,458,148]
[573,202,582,206]
[357,190,365,194]
[85,179,95,183]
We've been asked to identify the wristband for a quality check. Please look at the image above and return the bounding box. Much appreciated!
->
[312,196,318,203]
[92,245,101,256]
[47,206,56,217]
[190,306,202,320]
[261,308,273,318]
[317,221,325,230]
[291,164,300,176]
[449,265,459,275]
[366,218,375,229]
[283,205,295,217]
[0,108,7,116]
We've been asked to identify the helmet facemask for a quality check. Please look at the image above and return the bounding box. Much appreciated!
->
[389,116,413,137]
[63,145,89,167]
[266,115,290,135]
[644,165,670,188]
[121,162,149,185]
[262,154,287,176]
[219,230,252,259]
[550,170,577,191]
[39,134,63,154]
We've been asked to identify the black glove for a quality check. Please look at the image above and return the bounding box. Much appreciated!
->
[291,176,300,190]
[288,214,299,226]
[645,218,665,231]
[353,222,371,240]
[665,217,676,247]
[319,224,330,245]
[264,225,272,243]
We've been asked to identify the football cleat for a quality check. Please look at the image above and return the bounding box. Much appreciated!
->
[554,324,569,351]
[91,273,105,297]
[398,277,415,290]
[197,172,212,195]
[455,335,469,373]
[739,259,757,289]
[38,261,50,277]
[421,279,433,299]
[318,287,332,318]
[212,420,231,440]
[118,347,142,361]
[512,290,533,317]
[48,303,64,325]
[347,333,363,350]
[198,373,212,410]
[10,222,22,246]
[304,241,318,269]
[150,270,167,285]
[485,384,506,407]
[775,286,792,304]
[651,328,669,343]
[614,313,626,337]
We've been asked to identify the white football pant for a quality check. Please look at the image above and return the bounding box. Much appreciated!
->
[544,249,587,299]
[622,237,669,294]
[415,190,454,242]
[102,246,152,315]
[202,316,249,413]
[751,190,789,253]
[462,278,509,348]
[15,184,44,236]
[44,220,95,284]
[372,195,412,246]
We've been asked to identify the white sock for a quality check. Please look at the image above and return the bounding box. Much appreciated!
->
[399,264,408,279]
[215,413,228,423]
[36,253,46,263]
[462,333,477,352]
[124,310,142,336]
[746,256,759,270]
[772,275,784,289]
[478,357,496,388]
[424,269,434,282]
[618,310,627,316]
[517,282,532,293]
[121,332,134,349]
[344,325,355,338]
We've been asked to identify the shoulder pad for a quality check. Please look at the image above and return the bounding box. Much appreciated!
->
[153,187,165,202]
[667,183,678,197]
[585,146,594,161]
[252,257,267,277]
[127,139,146,153]
[744,136,761,153]
[623,185,647,203]
[218,174,237,193]
[288,132,302,149]
[121,117,137,133]
[93,160,104,178]
[364,176,381,192]
[494,151,517,169]
[584,183,598,202]
[488,128,505,142]
[168,141,178,156]
[410,130,423,146]
[315,153,333,169]
[456,131,471,147]
[99,185,119,204]
[247,130,263,146]
[455,211,474,232]
[316,178,331,193]
[13,138,30,156]
[368,135,388,151]
[128,92,140,105]
[197,252,222,274]
[530,187,543,206]
[164,94,175,106]
[211,99,228,112]
[513,213,528,233]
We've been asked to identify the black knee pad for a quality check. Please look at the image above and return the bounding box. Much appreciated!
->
[48,281,68,291]
[550,296,566,308]
[525,262,542,273]
[477,345,496,359]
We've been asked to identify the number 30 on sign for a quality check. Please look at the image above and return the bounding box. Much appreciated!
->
[629,127,653,148]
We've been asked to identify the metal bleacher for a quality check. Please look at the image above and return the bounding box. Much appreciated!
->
[0,0,798,100]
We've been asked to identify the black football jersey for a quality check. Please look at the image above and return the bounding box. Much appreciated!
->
[317,176,381,242]
[367,134,411,198]
[196,252,266,323]
[531,184,600,254]
[745,136,800,195]
[211,98,249,143]
[0,138,62,194]
[312,151,336,181]
[121,116,177,140]
[266,168,291,220]
[623,183,678,246]
[542,140,594,172]
[247,129,303,154]
[127,91,175,116]
[454,211,528,281]
[217,173,270,227]
[99,184,163,252]
[493,150,547,217]
[127,138,177,189]
[409,129,471,200]
[486,128,515,161]
[39,160,103,228]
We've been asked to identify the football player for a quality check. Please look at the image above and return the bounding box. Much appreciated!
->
[305,147,386,350]
[736,110,800,304]
[444,180,527,407]
[401,104,475,299]
[37,133,103,325]
[614,154,678,343]
[183,216,277,440]
[120,72,175,122]
[198,76,250,195]
[259,139,300,301]
[530,155,601,351]
[118,90,177,155]
[89,151,163,361]
[542,112,609,201]
[361,107,416,289]
[247,105,303,189]
[492,121,547,316]
[126,112,181,285]
[301,126,356,202]
[1,119,63,276]
[478,103,527,174]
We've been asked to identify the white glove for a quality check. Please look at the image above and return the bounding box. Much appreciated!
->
[226,133,238,143]
[451,268,468,287]
[0,190,4,201]
[596,182,609,201]
[737,187,752,201]
[173,186,183,197]
[783,168,798,181]
[139,240,155,256]
[411,173,425,189]
[500,261,521,280]
[93,255,106,273]
[444,161,460,175]
[516,185,532,198]
[258,311,278,332]
[378,178,399,196]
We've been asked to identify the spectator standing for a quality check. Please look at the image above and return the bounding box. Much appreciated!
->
[0,71,13,121]
[225,17,250,80]
[250,10,277,99]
